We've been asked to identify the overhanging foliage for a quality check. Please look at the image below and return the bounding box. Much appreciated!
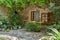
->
[0,0,49,10]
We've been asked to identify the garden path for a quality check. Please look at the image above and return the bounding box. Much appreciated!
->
[0,29,46,40]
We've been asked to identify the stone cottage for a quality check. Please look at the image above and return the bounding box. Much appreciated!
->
[22,5,53,24]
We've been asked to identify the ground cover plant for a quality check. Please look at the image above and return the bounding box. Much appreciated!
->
[25,22,41,32]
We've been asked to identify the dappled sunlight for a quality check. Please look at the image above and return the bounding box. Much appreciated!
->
[0,35,18,40]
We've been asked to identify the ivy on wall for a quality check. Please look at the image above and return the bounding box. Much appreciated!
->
[0,0,49,10]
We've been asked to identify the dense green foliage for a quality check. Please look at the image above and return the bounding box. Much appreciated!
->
[52,24,60,30]
[0,0,49,8]
[49,3,60,23]
[9,12,20,25]
[50,0,60,6]
[25,22,41,32]
[47,2,60,30]
[0,15,19,30]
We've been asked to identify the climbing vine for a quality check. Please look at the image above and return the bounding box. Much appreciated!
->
[0,0,49,10]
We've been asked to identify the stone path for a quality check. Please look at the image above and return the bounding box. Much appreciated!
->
[0,29,46,40]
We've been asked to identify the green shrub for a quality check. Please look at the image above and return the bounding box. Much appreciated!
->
[53,24,60,30]
[25,22,41,32]
[47,22,60,31]
[50,23,60,31]
[9,12,20,25]
[0,15,19,30]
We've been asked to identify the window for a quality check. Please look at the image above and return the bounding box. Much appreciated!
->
[31,10,40,22]
[41,13,47,22]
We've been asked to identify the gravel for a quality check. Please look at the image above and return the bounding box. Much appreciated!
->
[0,29,46,40]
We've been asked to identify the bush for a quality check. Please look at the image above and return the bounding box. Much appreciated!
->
[0,15,19,30]
[25,22,41,32]
[53,24,60,30]
[47,22,60,31]
[9,12,20,25]
[50,22,60,31]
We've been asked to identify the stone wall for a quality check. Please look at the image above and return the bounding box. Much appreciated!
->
[0,6,8,16]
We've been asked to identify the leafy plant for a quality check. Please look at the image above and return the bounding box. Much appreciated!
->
[39,28,60,40]
[49,3,60,23]
[47,28,60,40]
[0,0,49,10]
[0,15,19,30]
[9,12,20,25]
[47,22,60,31]
[25,22,41,32]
